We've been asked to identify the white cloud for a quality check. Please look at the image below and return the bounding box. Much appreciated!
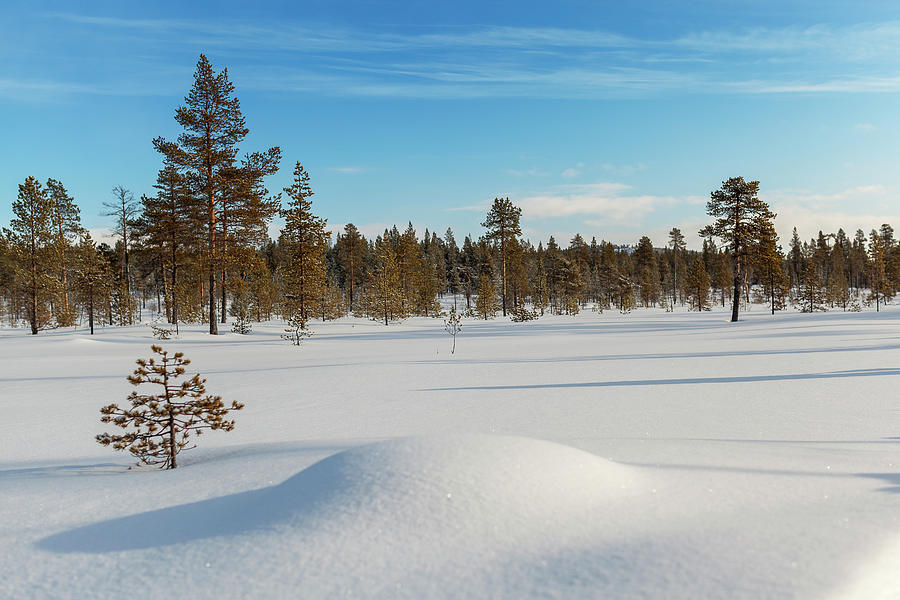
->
[763,185,900,242]
[561,168,580,178]
[518,182,675,223]
[86,228,117,247]
[854,122,876,132]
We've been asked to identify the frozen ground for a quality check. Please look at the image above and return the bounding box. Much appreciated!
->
[2,305,900,598]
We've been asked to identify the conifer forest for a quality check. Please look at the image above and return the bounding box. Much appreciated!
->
[2,56,896,337]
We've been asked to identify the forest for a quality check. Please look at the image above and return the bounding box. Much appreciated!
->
[2,55,897,336]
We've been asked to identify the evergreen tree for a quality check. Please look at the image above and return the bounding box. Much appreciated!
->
[684,255,710,311]
[371,236,402,324]
[5,177,54,334]
[396,223,422,315]
[154,54,251,334]
[217,148,281,323]
[45,178,83,326]
[754,218,787,314]
[796,261,826,312]
[136,163,203,332]
[102,185,139,325]
[475,272,500,319]
[97,345,243,469]
[668,227,686,307]
[336,223,367,309]
[634,236,659,307]
[699,177,776,321]
[280,162,328,327]
[482,197,522,317]
[74,233,112,335]
[868,229,893,311]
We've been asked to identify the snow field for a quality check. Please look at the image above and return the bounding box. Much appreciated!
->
[2,305,900,598]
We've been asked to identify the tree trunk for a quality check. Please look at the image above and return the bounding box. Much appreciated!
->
[500,234,507,317]
[88,286,94,335]
[731,270,740,322]
[207,197,217,333]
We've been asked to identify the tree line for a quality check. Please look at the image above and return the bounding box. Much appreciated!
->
[2,55,898,335]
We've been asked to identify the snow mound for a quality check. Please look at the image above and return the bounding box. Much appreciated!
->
[264,434,635,530]
[40,436,641,597]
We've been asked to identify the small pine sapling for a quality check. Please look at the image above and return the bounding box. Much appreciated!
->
[510,304,538,322]
[229,289,253,334]
[149,315,175,340]
[444,305,462,354]
[282,314,312,346]
[96,345,243,469]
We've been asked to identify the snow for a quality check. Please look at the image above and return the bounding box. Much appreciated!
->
[2,306,900,598]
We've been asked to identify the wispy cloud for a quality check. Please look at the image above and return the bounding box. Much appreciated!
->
[32,14,900,100]
[327,166,369,174]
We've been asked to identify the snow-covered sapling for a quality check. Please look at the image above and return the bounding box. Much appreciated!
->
[149,316,175,340]
[96,345,243,469]
[444,305,462,354]
[282,314,312,346]
[229,290,253,334]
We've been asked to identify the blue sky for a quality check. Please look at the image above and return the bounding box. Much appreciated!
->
[3,0,900,249]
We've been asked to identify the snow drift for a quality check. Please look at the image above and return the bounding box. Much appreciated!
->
[39,436,640,597]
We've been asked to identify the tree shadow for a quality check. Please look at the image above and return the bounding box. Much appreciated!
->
[36,441,370,554]
[424,368,900,391]
[0,463,125,479]
[856,473,900,494]
[407,342,900,367]
[37,486,275,553]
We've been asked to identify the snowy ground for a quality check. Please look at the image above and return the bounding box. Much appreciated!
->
[2,304,900,598]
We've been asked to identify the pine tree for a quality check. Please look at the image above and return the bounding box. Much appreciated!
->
[372,236,402,324]
[5,177,55,334]
[74,233,112,335]
[136,163,202,333]
[396,223,421,315]
[668,227,686,307]
[825,244,851,310]
[796,261,826,312]
[102,186,139,325]
[45,179,83,326]
[482,197,522,317]
[699,177,775,321]
[280,162,328,327]
[444,305,462,354]
[475,272,500,319]
[336,223,367,309]
[867,229,893,311]
[229,284,253,334]
[217,148,281,323]
[97,345,243,469]
[754,217,787,314]
[684,255,710,311]
[634,236,659,307]
[789,228,803,294]
[154,55,251,334]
